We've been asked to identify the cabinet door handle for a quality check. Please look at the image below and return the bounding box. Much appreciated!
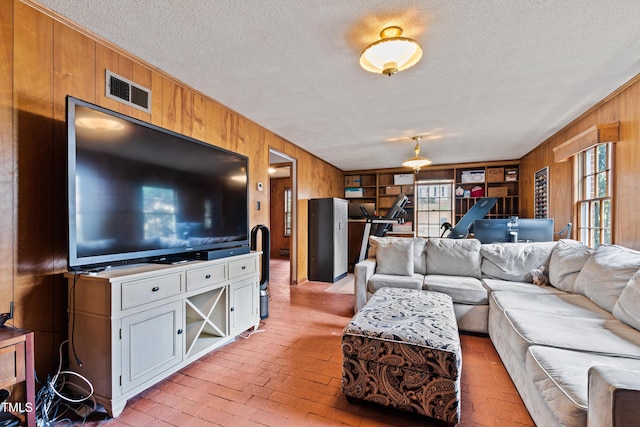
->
[177,329,183,335]
[205,274,211,279]
[241,265,246,270]
[152,287,160,292]
[230,307,234,312]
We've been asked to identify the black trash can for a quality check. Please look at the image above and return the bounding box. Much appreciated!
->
[250,225,270,319]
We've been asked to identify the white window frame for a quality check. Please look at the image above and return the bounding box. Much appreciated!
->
[284,187,292,236]
[415,179,454,238]
[576,143,613,247]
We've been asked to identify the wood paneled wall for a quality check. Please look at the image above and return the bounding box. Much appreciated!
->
[0,1,14,329]
[521,77,640,249]
[2,0,343,375]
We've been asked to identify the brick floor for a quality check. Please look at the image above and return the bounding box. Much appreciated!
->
[72,258,534,426]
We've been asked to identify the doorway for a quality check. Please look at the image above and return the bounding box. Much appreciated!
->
[269,149,297,285]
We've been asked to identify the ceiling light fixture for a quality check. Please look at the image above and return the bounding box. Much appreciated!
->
[76,116,125,131]
[360,26,422,76]
[402,136,432,172]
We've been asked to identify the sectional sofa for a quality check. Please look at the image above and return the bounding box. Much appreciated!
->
[353,236,640,427]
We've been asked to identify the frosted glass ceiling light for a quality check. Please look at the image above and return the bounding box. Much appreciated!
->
[360,26,422,76]
[402,136,432,172]
[76,117,125,131]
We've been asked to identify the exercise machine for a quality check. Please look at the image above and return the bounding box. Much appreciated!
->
[441,197,497,239]
[356,193,408,263]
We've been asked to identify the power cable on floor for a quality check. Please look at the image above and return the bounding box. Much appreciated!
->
[35,340,96,427]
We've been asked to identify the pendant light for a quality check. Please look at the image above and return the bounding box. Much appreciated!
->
[402,136,432,172]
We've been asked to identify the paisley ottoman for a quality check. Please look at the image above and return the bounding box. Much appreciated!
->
[342,287,461,424]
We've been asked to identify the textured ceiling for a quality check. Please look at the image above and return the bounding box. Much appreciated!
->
[35,0,640,171]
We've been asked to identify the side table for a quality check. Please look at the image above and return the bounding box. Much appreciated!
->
[0,327,35,426]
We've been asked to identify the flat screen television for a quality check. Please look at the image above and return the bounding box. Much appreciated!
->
[517,219,555,242]
[473,218,555,243]
[67,96,249,271]
[472,219,510,243]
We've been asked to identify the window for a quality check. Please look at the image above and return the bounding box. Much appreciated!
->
[284,188,292,236]
[415,179,454,237]
[577,143,612,247]
[143,186,177,240]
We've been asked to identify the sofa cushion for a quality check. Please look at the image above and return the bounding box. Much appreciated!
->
[527,346,588,427]
[367,273,424,293]
[426,238,481,278]
[423,275,488,305]
[482,278,565,295]
[503,309,640,361]
[613,269,640,331]
[575,244,640,312]
[548,239,593,293]
[369,236,428,274]
[490,291,613,320]
[375,238,414,276]
[480,242,556,283]
[526,346,640,427]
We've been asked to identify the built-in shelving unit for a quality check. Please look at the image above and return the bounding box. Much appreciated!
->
[344,161,520,232]
[344,172,415,218]
[377,172,415,216]
[454,164,520,223]
[345,173,378,208]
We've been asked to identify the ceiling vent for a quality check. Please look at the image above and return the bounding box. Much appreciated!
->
[105,70,152,114]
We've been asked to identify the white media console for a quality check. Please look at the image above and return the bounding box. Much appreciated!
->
[65,252,260,417]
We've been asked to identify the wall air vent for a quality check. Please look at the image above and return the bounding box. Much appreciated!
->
[105,70,152,114]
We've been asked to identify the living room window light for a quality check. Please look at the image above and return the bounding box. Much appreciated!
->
[284,188,292,236]
[577,143,613,247]
[143,186,177,239]
[415,179,454,237]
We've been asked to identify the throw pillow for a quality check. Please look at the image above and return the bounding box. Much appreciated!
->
[409,238,428,275]
[368,236,427,274]
[426,238,482,278]
[613,269,640,331]
[574,245,640,312]
[375,239,414,276]
[548,239,593,292]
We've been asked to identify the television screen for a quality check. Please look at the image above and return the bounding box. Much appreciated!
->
[473,218,554,243]
[517,219,554,242]
[472,219,509,243]
[67,96,249,270]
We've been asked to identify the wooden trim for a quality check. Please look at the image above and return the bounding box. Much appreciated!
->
[553,122,619,162]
